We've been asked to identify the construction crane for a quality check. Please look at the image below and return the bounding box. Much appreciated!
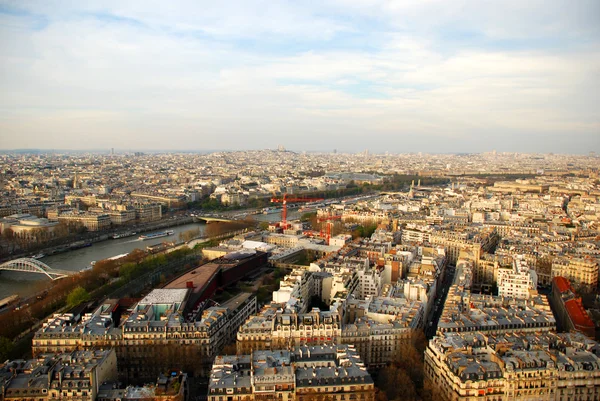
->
[271,193,324,229]
[317,213,342,245]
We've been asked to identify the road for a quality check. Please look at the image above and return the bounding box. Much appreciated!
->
[425,264,456,339]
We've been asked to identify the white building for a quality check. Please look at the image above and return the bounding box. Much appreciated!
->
[356,267,383,300]
[497,255,538,299]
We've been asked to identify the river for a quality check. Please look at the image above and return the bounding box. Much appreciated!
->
[0,223,207,299]
[0,209,302,300]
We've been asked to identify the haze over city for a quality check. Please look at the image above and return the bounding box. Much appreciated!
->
[1,0,599,153]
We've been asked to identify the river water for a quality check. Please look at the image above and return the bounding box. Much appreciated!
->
[0,223,207,299]
[0,209,301,300]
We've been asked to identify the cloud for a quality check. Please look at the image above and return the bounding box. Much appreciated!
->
[0,0,598,153]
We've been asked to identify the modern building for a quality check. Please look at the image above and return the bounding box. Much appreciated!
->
[0,213,59,238]
[497,255,538,299]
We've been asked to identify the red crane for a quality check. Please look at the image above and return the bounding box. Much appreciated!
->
[270,194,324,228]
[317,213,342,245]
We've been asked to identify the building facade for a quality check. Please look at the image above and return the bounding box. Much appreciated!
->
[0,349,117,401]
[208,345,374,401]
[425,331,600,401]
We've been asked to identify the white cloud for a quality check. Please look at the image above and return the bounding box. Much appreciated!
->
[0,1,598,152]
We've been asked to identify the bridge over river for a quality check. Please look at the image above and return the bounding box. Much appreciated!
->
[194,215,237,223]
[0,258,75,280]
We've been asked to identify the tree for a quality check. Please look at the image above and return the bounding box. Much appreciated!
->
[375,390,388,401]
[94,259,119,277]
[221,343,238,355]
[0,336,13,361]
[66,286,90,308]
[421,378,444,401]
[124,248,147,264]
[2,227,14,240]
[180,228,201,242]
[300,212,317,222]
[377,364,418,401]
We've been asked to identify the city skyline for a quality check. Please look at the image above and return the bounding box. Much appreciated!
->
[1,0,599,153]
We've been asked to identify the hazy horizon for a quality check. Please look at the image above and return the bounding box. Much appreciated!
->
[1,147,596,157]
[1,1,599,153]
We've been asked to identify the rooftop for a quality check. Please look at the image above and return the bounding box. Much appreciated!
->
[139,288,188,305]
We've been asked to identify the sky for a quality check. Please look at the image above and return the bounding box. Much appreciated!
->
[0,0,599,154]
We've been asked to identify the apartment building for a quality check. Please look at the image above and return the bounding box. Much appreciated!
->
[401,224,433,243]
[134,202,162,222]
[425,331,600,401]
[33,289,257,381]
[428,228,499,265]
[264,233,304,248]
[437,259,555,336]
[236,304,279,354]
[551,256,599,290]
[130,192,187,209]
[237,294,422,369]
[497,255,538,299]
[0,349,117,401]
[208,345,374,401]
[57,211,111,231]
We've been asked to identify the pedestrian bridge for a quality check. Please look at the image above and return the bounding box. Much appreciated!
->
[0,258,75,280]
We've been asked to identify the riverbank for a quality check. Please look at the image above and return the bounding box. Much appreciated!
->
[0,216,195,264]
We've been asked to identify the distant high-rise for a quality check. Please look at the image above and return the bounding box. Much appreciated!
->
[111,147,114,155]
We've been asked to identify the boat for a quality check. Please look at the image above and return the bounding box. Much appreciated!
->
[32,253,46,259]
[112,231,137,239]
[69,241,92,250]
[139,230,174,240]
[0,295,19,309]
[81,260,96,272]
[107,253,129,261]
